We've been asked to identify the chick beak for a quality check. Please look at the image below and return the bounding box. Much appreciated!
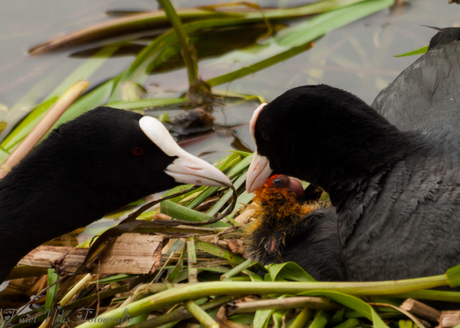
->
[246,151,273,193]
[139,116,232,188]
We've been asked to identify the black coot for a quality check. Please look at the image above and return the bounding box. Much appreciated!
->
[0,107,232,282]
[246,28,460,282]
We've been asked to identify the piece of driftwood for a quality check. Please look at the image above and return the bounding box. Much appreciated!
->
[18,233,164,275]
[400,298,441,323]
[439,311,460,328]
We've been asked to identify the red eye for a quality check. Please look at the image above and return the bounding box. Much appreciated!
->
[132,146,144,156]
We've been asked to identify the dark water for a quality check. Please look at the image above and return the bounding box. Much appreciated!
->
[1,0,460,163]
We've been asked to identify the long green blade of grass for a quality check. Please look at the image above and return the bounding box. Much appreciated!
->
[106,98,188,109]
[394,46,428,57]
[2,79,116,151]
[206,0,392,87]
[1,45,121,150]
[158,0,200,87]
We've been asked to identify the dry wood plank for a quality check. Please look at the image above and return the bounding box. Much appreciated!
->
[98,233,164,274]
[17,233,164,275]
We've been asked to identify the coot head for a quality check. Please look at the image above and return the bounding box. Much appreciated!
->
[246,85,404,193]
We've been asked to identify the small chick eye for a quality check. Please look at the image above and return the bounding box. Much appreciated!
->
[273,178,283,186]
[132,146,144,156]
[262,133,269,141]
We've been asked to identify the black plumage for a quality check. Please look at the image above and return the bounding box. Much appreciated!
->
[0,107,231,282]
[246,28,460,282]
[373,28,460,136]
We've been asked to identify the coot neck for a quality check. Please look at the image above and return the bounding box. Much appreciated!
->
[294,120,416,209]
[325,130,416,208]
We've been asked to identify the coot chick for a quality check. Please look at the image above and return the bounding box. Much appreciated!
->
[247,175,343,281]
[246,85,460,282]
[0,107,232,282]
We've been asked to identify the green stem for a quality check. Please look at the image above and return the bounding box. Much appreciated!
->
[76,275,448,328]
[206,43,311,87]
[389,289,460,302]
[129,296,232,328]
[160,200,229,227]
[221,259,257,280]
[185,300,219,328]
[157,0,199,85]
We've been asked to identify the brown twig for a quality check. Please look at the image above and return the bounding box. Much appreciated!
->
[400,298,441,323]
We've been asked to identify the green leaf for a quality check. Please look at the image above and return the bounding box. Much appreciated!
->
[207,171,247,217]
[105,98,188,109]
[332,318,360,328]
[163,184,205,202]
[309,310,331,328]
[45,269,59,311]
[2,79,116,152]
[160,200,229,227]
[394,46,428,58]
[2,45,120,148]
[253,309,274,328]
[249,274,264,282]
[109,17,254,101]
[221,259,258,280]
[205,0,392,88]
[0,147,9,165]
[389,289,460,302]
[267,262,317,282]
[289,307,312,328]
[159,112,172,123]
[47,46,120,100]
[195,240,245,265]
[1,97,58,150]
[329,309,346,326]
[300,291,388,328]
[93,274,134,284]
[274,0,392,48]
[168,246,186,283]
[228,314,254,325]
[272,310,283,328]
[446,264,460,287]
[399,320,414,328]
[206,43,311,87]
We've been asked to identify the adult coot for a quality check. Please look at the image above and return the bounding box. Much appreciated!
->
[246,28,460,281]
[246,83,460,281]
[0,107,232,282]
[246,175,343,281]
[246,27,460,282]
